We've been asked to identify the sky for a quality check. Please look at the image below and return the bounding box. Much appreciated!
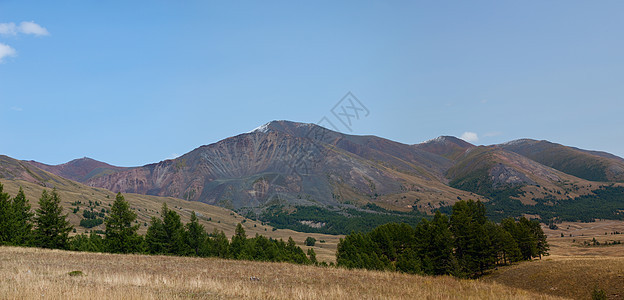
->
[1,1,623,166]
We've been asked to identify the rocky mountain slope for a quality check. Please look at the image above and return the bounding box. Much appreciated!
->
[12,120,624,220]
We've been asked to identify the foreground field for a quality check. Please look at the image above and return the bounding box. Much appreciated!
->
[485,255,624,300]
[484,220,624,299]
[0,246,562,300]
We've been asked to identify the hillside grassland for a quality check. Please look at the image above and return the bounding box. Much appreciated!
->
[485,256,624,300]
[0,179,341,263]
[0,246,564,300]
[483,220,624,300]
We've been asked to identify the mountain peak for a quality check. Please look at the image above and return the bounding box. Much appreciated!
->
[416,136,474,160]
[248,120,329,136]
[422,136,474,148]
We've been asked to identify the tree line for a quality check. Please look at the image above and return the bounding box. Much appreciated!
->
[336,199,549,278]
[0,183,315,265]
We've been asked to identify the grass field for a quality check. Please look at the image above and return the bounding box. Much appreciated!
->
[485,256,624,300]
[483,220,624,300]
[0,246,563,300]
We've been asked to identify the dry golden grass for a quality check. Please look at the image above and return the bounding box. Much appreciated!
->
[0,179,341,263]
[0,246,563,300]
[484,256,624,300]
[542,220,624,257]
[485,221,624,300]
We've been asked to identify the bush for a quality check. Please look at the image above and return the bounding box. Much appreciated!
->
[80,218,103,228]
[305,237,316,246]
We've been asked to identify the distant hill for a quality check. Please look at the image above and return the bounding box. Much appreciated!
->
[0,155,341,261]
[26,157,127,182]
[499,139,624,182]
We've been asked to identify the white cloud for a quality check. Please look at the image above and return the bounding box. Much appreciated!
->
[460,132,479,143]
[0,43,17,62]
[0,23,18,35]
[0,21,49,36]
[18,21,49,36]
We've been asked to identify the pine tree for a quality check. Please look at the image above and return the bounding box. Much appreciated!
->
[229,223,248,259]
[34,189,73,249]
[307,247,317,264]
[105,193,140,253]
[416,211,457,275]
[145,216,168,254]
[450,200,496,277]
[184,211,206,256]
[9,188,34,246]
[0,183,12,244]
[528,219,549,259]
[162,203,189,255]
[145,203,189,255]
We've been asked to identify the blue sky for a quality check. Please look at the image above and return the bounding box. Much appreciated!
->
[1,1,623,166]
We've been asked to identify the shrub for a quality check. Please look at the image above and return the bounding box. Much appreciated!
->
[305,237,316,246]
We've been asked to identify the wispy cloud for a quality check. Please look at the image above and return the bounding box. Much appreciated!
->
[0,43,16,63]
[18,21,49,36]
[460,131,479,143]
[0,21,49,64]
[0,23,17,35]
[11,106,23,112]
[0,21,49,36]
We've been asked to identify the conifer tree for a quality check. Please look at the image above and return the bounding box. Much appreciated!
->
[0,183,11,244]
[450,200,496,277]
[307,247,317,264]
[34,189,73,249]
[145,216,168,254]
[229,223,248,259]
[105,193,140,253]
[9,188,34,245]
[184,211,206,256]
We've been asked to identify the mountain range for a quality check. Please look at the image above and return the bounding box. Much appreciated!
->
[9,120,622,221]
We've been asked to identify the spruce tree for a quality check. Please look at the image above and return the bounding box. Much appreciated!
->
[0,183,11,244]
[307,247,317,264]
[105,193,140,253]
[162,203,189,255]
[145,216,168,254]
[229,223,248,259]
[9,188,34,245]
[34,189,73,249]
[184,211,206,256]
[450,199,495,277]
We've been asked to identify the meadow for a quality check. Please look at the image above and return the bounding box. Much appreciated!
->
[0,246,562,300]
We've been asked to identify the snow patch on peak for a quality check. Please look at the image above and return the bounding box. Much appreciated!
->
[501,139,534,146]
[249,122,272,133]
[423,136,451,144]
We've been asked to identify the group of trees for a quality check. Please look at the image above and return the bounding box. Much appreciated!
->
[0,184,72,249]
[0,183,315,265]
[336,200,548,278]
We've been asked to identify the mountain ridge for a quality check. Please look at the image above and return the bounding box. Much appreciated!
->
[8,120,624,223]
